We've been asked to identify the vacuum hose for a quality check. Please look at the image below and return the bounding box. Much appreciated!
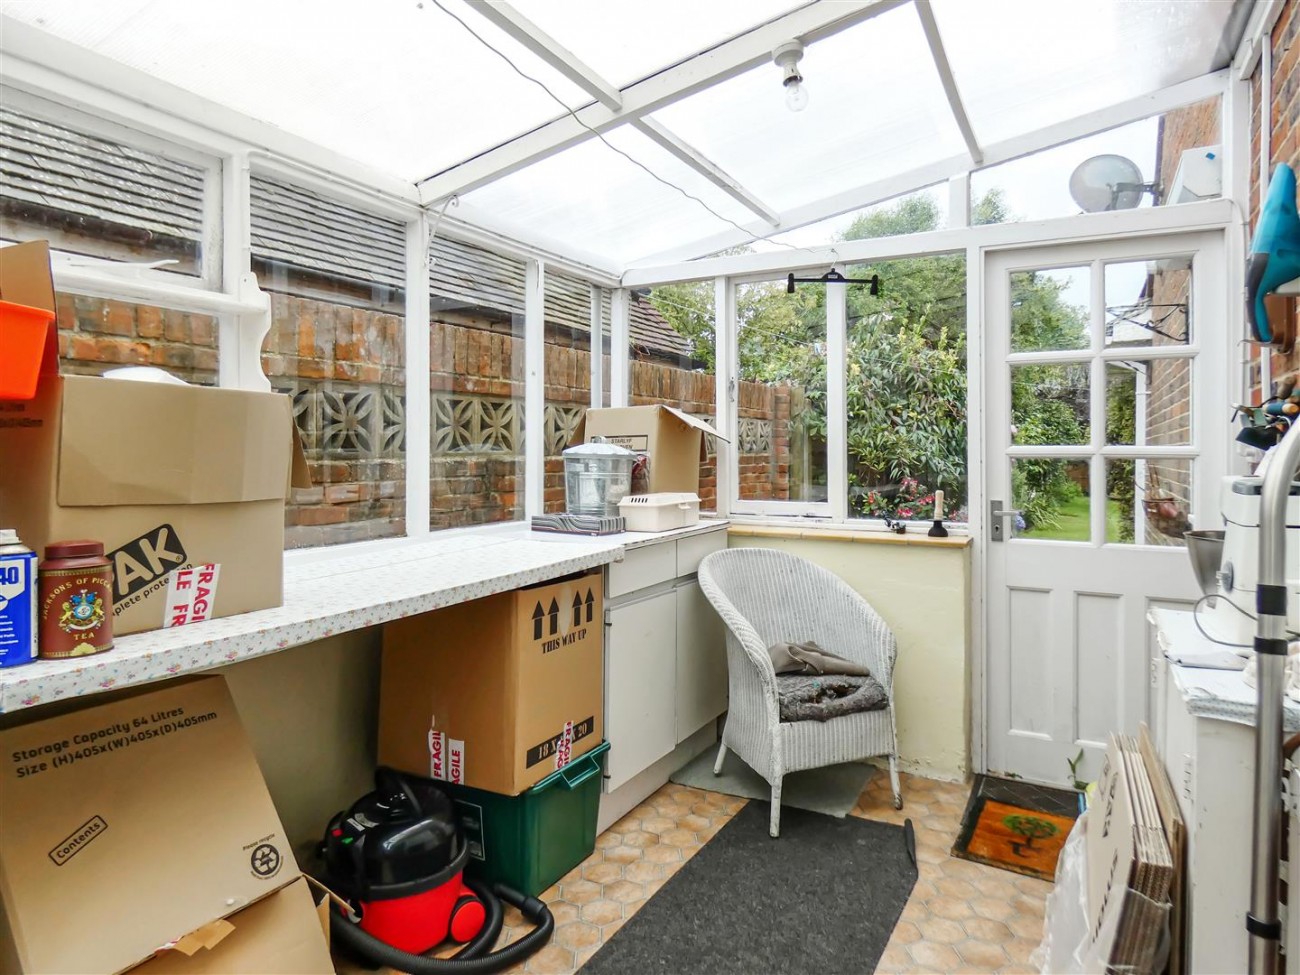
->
[328,875,554,974]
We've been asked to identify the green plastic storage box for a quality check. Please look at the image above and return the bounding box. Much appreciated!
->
[443,740,610,897]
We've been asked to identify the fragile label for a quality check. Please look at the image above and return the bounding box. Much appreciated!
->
[163,564,220,628]
[428,730,465,784]
[555,721,574,770]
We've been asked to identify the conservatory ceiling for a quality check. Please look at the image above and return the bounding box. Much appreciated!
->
[0,0,1250,271]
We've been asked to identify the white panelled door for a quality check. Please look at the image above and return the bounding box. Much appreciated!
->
[983,232,1227,786]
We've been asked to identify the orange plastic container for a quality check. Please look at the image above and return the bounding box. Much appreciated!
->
[0,299,55,400]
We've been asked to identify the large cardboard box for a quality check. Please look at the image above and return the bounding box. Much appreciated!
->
[128,879,332,975]
[0,241,309,636]
[380,571,604,795]
[583,405,724,497]
[0,677,302,974]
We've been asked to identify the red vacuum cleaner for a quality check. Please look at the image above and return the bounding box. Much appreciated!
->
[321,767,553,974]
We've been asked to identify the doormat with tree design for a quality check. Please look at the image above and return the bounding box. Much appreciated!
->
[950,775,1083,881]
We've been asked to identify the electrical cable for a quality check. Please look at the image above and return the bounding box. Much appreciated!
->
[424,0,801,253]
[1191,590,1300,648]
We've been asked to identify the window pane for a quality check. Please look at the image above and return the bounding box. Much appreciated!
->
[253,175,406,548]
[845,254,968,523]
[1010,267,1090,353]
[1106,459,1192,546]
[0,90,208,278]
[1106,360,1191,446]
[736,279,825,503]
[971,98,1221,228]
[429,237,527,529]
[758,186,949,252]
[1011,363,1090,446]
[1012,458,1091,542]
[56,296,218,385]
[1106,256,1192,348]
[641,284,716,510]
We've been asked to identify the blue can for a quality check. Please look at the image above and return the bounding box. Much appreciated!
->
[0,529,37,667]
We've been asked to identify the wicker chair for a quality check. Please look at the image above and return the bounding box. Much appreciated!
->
[697,547,903,837]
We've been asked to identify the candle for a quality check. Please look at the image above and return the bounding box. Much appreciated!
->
[934,489,944,521]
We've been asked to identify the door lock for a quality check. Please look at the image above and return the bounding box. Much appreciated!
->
[989,499,1023,543]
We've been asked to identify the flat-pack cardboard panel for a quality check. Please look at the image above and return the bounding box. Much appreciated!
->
[0,240,56,314]
[57,377,293,507]
[380,572,604,795]
[0,677,298,975]
[128,879,331,975]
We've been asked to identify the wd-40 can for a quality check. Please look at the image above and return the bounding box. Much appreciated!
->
[0,529,37,667]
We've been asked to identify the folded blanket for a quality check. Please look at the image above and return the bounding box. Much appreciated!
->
[775,673,888,722]
[768,640,871,677]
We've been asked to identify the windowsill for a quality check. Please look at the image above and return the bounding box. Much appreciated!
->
[727,522,971,548]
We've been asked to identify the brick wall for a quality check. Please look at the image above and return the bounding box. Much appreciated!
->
[53,288,797,548]
[56,294,218,385]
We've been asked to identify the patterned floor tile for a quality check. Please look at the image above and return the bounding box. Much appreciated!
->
[332,772,1050,975]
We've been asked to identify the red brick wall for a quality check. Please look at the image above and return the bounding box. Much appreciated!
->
[56,290,795,547]
[57,294,218,385]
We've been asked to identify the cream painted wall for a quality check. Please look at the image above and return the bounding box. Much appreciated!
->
[217,629,382,864]
[727,534,971,781]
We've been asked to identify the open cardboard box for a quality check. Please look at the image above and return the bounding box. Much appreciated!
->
[580,405,725,497]
[0,241,310,637]
[0,676,326,974]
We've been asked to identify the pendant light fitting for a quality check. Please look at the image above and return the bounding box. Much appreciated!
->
[772,40,808,113]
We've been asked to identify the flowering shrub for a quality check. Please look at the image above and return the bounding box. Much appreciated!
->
[858,477,943,521]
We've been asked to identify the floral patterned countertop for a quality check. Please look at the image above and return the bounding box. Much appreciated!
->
[0,521,727,714]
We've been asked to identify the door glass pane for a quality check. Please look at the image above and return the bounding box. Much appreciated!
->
[1011,458,1091,541]
[1106,359,1191,446]
[1105,256,1191,348]
[1011,267,1090,352]
[736,279,826,503]
[1011,363,1090,445]
[1106,458,1192,546]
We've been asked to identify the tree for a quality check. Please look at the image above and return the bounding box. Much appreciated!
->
[648,188,1090,526]
[1003,813,1059,856]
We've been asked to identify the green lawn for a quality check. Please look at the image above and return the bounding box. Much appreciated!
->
[1023,494,1126,542]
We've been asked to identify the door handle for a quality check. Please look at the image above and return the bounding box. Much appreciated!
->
[989,500,1023,543]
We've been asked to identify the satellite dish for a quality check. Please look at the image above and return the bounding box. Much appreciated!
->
[1069,154,1148,212]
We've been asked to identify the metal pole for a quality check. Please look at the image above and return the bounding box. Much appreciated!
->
[1249,418,1300,974]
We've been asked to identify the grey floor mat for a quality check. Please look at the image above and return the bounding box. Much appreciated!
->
[669,746,875,819]
[579,802,917,975]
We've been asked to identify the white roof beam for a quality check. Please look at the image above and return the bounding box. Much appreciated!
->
[913,0,982,165]
[625,68,1229,268]
[417,0,908,203]
[631,118,781,226]
[463,0,623,110]
[461,0,782,227]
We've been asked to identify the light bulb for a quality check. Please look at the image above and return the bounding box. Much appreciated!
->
[784,79,809,112]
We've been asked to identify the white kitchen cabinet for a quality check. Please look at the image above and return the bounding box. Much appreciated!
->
[604,589,678,791]
[674,579,727,743]
[599,524,729,826]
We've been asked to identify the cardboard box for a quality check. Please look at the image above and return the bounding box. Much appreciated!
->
[582,405,724,496]
[0,241,310,636]
[0,677,301,974]
[128,878,332,975]
[380,571,604,795]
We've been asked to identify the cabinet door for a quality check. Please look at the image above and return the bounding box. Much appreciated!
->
[604,590,677,791]
[675,580,728,743]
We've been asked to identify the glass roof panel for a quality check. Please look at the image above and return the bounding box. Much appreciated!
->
[509,0,807,89]
[0,0,593,181]
[460,126,757,266]
[932,0,1236,146]
[646,5,966,215]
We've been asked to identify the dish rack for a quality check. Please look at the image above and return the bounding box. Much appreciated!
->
[618,492,700,532]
